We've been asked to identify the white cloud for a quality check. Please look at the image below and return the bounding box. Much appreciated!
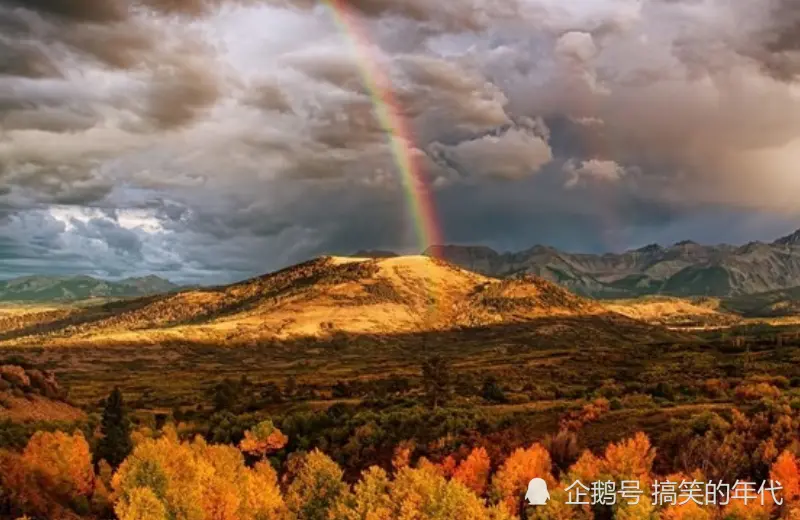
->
[429,127,552,180]
[564,159,627,188]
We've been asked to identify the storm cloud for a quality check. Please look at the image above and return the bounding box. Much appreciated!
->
[1,0,800,282]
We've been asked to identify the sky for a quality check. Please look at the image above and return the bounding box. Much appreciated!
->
[1,0,799,283]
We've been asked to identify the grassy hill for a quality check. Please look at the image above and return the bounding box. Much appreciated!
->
[604,296,742,328]
[0,255,661,347]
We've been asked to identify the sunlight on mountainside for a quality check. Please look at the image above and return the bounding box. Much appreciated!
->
[0,256,624,346]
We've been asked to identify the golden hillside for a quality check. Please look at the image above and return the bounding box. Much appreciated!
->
[0,255,635,346]
[604,296,741,328]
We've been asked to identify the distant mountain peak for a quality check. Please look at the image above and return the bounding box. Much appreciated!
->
[774,229,800,246]
[634,244,663,253]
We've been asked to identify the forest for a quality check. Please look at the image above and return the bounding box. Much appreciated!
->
[4,326,800,520]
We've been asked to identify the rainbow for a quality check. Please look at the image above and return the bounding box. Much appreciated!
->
[322,0,443,256]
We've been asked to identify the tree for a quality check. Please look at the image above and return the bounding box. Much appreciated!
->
[0,430,96,518]
[453,447,492,496]
[771,451,800,513]
[285,450,349,520]
[96,387,133,467]
[113,429,287,520]
[390,465,489,519]
[482,376,508,403]
[331,466,393,520]
[212,378,239,411]
[603,432,655,484]
[115,487,168,520]
[239,420,288,458]
[422,356,452,409]
[491,444,554,516]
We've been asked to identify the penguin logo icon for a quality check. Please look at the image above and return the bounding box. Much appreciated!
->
[525,478,550,506]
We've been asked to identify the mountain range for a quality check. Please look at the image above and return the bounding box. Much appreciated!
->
[419,229,800,298]
[0,275,178,302]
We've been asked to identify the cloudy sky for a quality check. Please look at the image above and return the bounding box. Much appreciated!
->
[1,0,799,283]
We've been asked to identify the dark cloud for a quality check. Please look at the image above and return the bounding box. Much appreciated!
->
[0,39,60,78]
[3,0,127,22]
[62,22,156,69]
[758,0,800,80]
[73,217,143,256]
[2,0,800,282]
[2,106,99,132]
[242,82,293,113]
[143,59,221,129]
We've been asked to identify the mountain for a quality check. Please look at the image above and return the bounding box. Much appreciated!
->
[425,229,800,298]
[723,286,800,317]
[0,275,179,302]
[774,229,800,247]
[0,255,665,347]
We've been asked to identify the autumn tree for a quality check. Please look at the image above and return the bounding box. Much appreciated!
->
[0,430,95,518]
[771,450,800,518]
[492,443,554,516]
[238,419,288,458]
[285,449,349,520]
[331,466,393,520]
[113,428,287,520]
[453,447,492,496]
[660,472,711,520]
[96,387,133,467]
[115,487,168,520]
[603,432,655,485]
[389,465,490,519]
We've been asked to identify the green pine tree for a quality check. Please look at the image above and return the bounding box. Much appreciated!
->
[96,387,133,467]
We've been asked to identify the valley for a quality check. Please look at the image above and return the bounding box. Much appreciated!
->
[4,254,800,518]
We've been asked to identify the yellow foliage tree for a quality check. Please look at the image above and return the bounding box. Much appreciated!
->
[285,449,349,520]
[390,465,490,520]
[112,433,287,520]
[116,487,168,520]
[603,432,655,485]
[331,466,393,520]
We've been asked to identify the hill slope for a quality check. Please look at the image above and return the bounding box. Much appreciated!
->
[425,228,800,298]
[0,275,178,302]
[604,296,741,328]
[0,255,660,346]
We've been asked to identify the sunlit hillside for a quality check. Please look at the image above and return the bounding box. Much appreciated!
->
[0,255,645,347]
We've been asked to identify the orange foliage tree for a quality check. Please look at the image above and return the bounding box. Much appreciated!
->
[0,430,95,518]
[491,443,554,515]
[238,419,288,458]
[453,447,492,496]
